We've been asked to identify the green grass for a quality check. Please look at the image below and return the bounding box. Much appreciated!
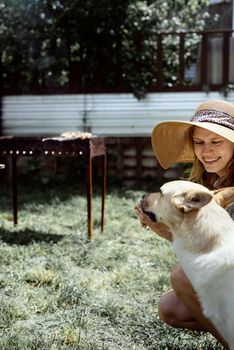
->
[0,175,224,350]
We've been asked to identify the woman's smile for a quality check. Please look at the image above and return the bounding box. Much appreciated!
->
[202,156,221,165]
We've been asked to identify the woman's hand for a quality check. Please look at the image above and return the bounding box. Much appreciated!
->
[134,203,172,242]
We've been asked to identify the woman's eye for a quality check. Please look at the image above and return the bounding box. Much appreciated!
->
[193,140,222,145]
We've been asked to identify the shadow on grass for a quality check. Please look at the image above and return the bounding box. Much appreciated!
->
[0,228,64,245]
[0,174,107,212]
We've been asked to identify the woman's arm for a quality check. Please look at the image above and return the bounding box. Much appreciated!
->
[134,203,173,242]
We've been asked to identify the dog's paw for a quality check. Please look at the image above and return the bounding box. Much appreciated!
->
[135,204,149,229]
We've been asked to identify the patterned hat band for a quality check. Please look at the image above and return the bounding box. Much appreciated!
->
[190,109,234,131]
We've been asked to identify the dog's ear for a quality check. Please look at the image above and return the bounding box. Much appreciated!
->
[172,190,213,212]
[212,187,234,209]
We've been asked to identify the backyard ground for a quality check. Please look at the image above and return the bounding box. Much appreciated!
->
[0,163,224,350]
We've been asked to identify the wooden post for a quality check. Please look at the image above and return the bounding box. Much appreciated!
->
[179,33,185,86]
[101,153,107,232]
[86,149,93,239]
[200,32,208,86]
[157,34,163,88]
[12,156,18,225]
[222,31,230,85]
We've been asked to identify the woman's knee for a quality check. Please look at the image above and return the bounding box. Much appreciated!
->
[158,289,196,328]
[158,291,179,327]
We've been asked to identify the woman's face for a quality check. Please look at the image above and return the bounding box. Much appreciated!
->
[192,126,234,178]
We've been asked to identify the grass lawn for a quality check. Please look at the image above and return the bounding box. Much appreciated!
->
[0,170,224,350]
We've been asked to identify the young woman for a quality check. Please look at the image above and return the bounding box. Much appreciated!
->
[135,99,234,349]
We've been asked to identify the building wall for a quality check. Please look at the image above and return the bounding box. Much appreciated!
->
[2,92,234,137]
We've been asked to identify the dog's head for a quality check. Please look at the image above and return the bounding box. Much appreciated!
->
[140,180,234,232]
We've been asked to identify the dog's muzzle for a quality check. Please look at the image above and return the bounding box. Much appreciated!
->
[140,195,157,222]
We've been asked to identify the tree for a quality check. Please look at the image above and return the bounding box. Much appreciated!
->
[0,0,211,97]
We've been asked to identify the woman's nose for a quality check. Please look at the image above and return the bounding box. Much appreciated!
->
[202,144,213,154]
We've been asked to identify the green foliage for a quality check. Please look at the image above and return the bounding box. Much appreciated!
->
[0,0,211,97]
[121,0,210,97]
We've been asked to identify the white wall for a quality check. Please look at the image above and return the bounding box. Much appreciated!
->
[2,92,234,136]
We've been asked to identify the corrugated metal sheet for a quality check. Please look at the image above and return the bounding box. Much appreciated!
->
[2,92,234,136]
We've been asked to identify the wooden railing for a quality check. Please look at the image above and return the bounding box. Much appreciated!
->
[146,29,234,92]
[68,29,234,94]
[1,30,234,94]
[68,29,234,93]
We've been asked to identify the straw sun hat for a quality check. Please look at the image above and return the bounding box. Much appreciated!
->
[151,99,234,169]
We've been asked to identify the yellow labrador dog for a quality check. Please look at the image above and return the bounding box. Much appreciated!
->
[140,180,234,349]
